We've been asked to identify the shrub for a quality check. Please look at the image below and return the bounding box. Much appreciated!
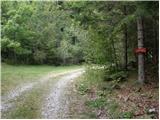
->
[85,97,106,109]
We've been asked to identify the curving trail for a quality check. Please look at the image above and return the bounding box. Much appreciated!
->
[41,69,84,119]
[1,68,85,119]
[1,69,84,114]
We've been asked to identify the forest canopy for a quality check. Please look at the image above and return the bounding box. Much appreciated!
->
[1,1,159,69]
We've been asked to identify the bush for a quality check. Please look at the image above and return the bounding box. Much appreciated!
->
[85,97,106,109]
[104,71,128,82]
[33,50,46,64]
[78,83,89,95]
[119,111,134,119]
[85,65,106,85]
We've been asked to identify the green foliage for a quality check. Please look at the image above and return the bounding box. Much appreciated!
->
[78,83,89,95]
[1,37,21,51]
[33,50,46,64]
[104,71,128,82]
[85,97,106,109]
[119,111,134,119]
[1,1,85,65]
[84,66,106,86]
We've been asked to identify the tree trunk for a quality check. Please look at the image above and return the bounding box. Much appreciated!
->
[123,5,128,70]
[153,19,158,65]
[111,38,118,69]
[137,16,145,84]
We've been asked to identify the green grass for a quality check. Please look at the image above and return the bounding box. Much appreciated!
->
[1,63,83,118]
[6,88,43,119]
[7,84,49,118]
[85,97,107,109]
[1,63,82,95]
[2,75,63,119]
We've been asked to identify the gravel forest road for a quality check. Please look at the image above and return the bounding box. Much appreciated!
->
[1,68,85,119]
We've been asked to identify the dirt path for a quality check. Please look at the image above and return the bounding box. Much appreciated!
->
[1,69,84,113]
[41,70,84,119]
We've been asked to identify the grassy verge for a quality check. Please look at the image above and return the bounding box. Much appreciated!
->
[2,75,62,119]
[75,65,159,119]
[1,63,82,95]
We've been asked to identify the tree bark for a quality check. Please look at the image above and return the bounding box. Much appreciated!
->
[123,5,128,70]
[153,19,158,65]
[111,38,118,68]
[137,16,145,84]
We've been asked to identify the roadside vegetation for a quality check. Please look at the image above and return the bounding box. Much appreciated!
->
[75,65,159,119]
